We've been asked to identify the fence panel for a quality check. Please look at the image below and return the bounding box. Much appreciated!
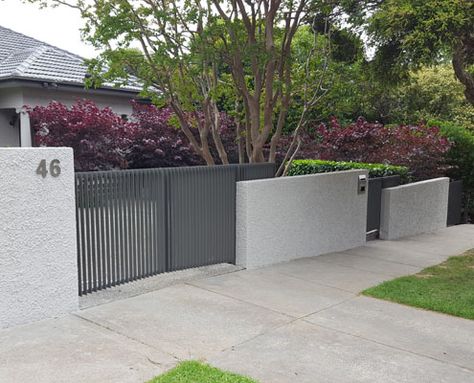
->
[367,175,401,237]
[76,163,275,295]
[447,180,463,226]
[167,166,237,271]
[76,169,167,295]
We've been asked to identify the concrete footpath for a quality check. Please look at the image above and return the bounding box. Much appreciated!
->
[1,225,473,383]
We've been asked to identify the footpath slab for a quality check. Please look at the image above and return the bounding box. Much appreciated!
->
[0,225,473,383]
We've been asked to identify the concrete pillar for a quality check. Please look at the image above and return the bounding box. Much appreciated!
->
[0,148,78,329]
[19,108,32,147]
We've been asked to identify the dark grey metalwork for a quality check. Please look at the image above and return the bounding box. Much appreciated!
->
[366,175,401,237]
[75,163,275,295]
[447,180,463,226]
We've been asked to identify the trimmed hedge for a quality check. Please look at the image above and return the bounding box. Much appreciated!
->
[287,159,409,179]
[430,119,474,190]
[430,119,474,221]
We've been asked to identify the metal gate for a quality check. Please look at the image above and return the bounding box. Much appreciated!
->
[75,163,275,295]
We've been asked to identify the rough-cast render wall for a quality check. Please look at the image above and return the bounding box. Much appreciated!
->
[0,148,78,328]
[380,177,449,240]
[236,170,368,268]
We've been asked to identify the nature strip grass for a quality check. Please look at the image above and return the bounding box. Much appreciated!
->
[363,249,474,320]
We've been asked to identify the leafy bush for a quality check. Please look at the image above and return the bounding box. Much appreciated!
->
[30,100,212,171]
[430,120,474,190]
[430,119,474,221]
[127,102,203,168]
[287,159,409,179]
[30,100,130,171]
[315,117,452,180]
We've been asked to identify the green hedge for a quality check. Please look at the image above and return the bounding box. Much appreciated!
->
[287,159,409,179]
[431,119,474,220]
[430,119,474,190]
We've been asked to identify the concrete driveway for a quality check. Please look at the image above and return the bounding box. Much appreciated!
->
[1,225,473,383]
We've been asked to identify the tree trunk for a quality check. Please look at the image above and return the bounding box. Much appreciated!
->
[210,102,229,165]
[452,39,474,105]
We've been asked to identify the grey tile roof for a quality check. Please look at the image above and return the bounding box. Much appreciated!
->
[0,25,141,93]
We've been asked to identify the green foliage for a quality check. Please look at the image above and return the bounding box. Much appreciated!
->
[287,159,409,179]
[147,361,258,383]
[285,26,372,131]
[430,119,474,190]
[368,0,474,73]
[389,66,474,128]
[431,120,474,221]
[363,249,474,320]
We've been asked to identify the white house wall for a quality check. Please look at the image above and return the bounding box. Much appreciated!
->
[0,109,19,146]
[0,84,137,147]
[22,87,135,116]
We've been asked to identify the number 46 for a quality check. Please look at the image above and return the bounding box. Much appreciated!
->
[37,159,61,178]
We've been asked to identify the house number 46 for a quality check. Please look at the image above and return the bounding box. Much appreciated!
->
[36,159,61,178]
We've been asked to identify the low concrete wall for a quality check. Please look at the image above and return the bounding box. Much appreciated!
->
[236,170,368,268]
[0,148,78,328]
[380,177,449,240]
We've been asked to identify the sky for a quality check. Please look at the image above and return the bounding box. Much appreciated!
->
[0,0,98,58]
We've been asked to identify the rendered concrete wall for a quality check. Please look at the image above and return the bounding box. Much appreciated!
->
[380,177,449,240]
[0,148,78,328]
[236,170,368,268]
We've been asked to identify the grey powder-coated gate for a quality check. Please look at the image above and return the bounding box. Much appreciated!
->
[75,163,275,295]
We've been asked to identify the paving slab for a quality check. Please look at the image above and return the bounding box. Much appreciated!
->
[189,268,355,318]
[210,320,474,383]
[366,225,474,258]
[343,244,448,268]
[80,263,242,309]
[0,315,176,383]
[78,284,292,360]
[306,296,474,370]
[315,250,421,276]
[265,257,392,293]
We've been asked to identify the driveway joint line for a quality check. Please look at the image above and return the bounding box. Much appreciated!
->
[72,313,181,363]
[319,250,425,270]
[184,282,298,320]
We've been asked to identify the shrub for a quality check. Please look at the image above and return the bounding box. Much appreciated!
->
[287,159,409,179]
[430,120,474,190]
[430,119,474,221]
[30,100,207,171]
[29,100,129,171]
[127,103,203,169]
[315,117,452,180]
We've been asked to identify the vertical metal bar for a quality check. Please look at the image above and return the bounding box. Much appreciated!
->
[131,171,137,280]
[125,171,131,282]
[141,171,146,277]
[119,171,126,283]
[80,175,87,295]
[84,173,93,294]
[146,171,152,276]
[75,176,82,296]
[152,170,160,274]
[112,171,119,286]
[165,170,172,272]
[136,171,143,279]
[90,173,98,292]
[104,174,112,288]
[99,173,107,289]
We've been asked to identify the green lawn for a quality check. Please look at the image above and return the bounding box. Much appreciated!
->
[147,361,258,383]
[363,249,474,320]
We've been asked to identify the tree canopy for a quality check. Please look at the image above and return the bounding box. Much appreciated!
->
[347,0,474,104]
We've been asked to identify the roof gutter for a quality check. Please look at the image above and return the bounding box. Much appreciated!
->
[0,77,142,96]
